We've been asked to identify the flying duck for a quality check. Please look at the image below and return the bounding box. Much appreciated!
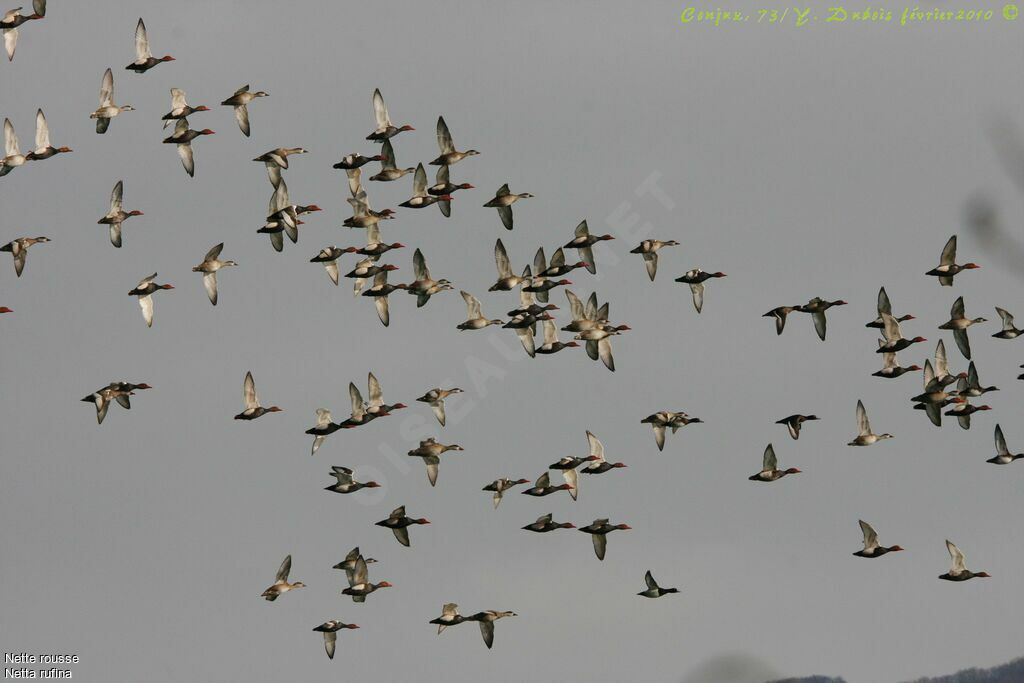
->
[162,89,210,130]
[221,85,268,137]
[25,109,70,161]
[938,296,986,360]
[630,240,679,281]
[563,220,613,274]
[988,424,1024,464]
[430,604,468,634]
[482,478,531,508]
[483,184,533,230]
[638,570,678,598]
[366,88,414,142]
[0,236,49,277]
[369,139,414,182]
[775,414,819,440]
[375,505,429,547]
[866,287,914,329]
[234,371,282,420]
[430,116,478,166]
[458,291,503,330]
[926,235,979,286]
[312,621,359,660]
[466,611,516,649]
[749,443,800,482]
[416,387,463,427]
[853,520,904,558]
[675,269,726,313]
[125,18,174,72]
[521,512,575,531]
[128,273,173,327]
[938,540,990,581]
[578,519,631,560]
[97,180,143,248]
[161,118,214,177]
[1,0,44,61]
[341,555,391,602]
[992,307,1021,339]
[261,555,305,601]
[798,297,848,341]
[848,400,892,446]
[640,411,702,451]
[324,466,381,494]
[407,438,464,487]
[90,68,134,134]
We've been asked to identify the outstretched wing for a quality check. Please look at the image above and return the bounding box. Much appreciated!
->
[856,400,871,436]
[859,519,879,551]
[275,554,292,582]
[135,18,152,61]
[436,115,454,154]
[372,88,391,129]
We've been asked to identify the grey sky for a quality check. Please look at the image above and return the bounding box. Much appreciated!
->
[1,2,1022,682]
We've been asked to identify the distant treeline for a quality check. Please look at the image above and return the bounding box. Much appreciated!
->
[768,655,1024,683]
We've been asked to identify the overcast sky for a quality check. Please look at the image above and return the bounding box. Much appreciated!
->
[2,2,1023,682]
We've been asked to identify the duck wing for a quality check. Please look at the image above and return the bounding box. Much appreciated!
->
[99,68,114,107]
[461,290,483,320]
[33,108,49,151]
[592,533,607,561]
[436,115,454,154]
[877,287,893,316]
[367,372,383,409]
[109,180,124,214]
[494,239,513,279]
[203,272,218,305]
[478,620,495,649]
[946,539,966,575]
[690,282,705,314]
[762,443,777,472]
[134,18,152,61]
[94,393,109,424]
[3,27,17,62]
[349,382,365,420]
[586,431,605,462]
[597,337,615,372]
[323,631,336,660]
[413,248,429,281]
[412,163,427,197]
[380,138,397,170]
[563,468,578,501]
[855,400,871,436]
[392,526,410,547]
[243,371,259,410]
[652,424,666,451]
[234,104,250,137]
[951,296,966,320]
[177,141,195,177]
[374,295,390,327]
[812,310,828,341]
[642,252,658,281]
[953,328,972,360]
[994,424,1009,456]
[939,235,957,266]
[514,326,535,358]
[138,294,154,327]
[275,555,292,583]
[859,519,879,552]
[372,88,391,129]
[644,570,659,591]
[497,205,513,231]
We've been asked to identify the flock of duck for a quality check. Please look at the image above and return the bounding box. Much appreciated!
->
[3,3,1021,663]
